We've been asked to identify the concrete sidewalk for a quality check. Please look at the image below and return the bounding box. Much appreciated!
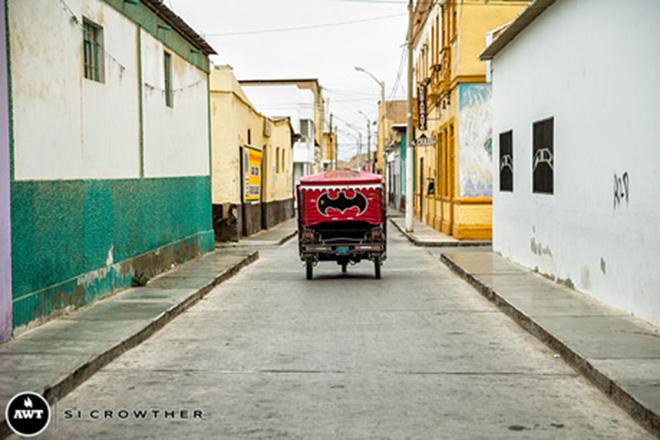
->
[0,248,257,439]
[216,217,297,248]
[389,215,491,247]
[441,251,660,437]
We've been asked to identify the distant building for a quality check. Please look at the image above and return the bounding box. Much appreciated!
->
[482,0,660,326]
[210,66,294,241]
[322,131,337,171]
[341,153,372,172]
[386,125,407,212]
[4,0,216,334]
[240,79,325,182]
[412,0,528,239]
[380,100,407,212]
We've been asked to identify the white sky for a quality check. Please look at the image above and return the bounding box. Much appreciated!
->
[168,0,408,160]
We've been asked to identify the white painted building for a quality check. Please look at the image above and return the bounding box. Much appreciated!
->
[6,0,216,331]
[11,0,211,181]
[240,80,320,185]
[482,0,660,326]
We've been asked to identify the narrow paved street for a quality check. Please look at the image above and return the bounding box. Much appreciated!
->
[43,231,650,439]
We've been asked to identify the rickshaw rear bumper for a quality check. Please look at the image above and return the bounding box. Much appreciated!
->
[300,242,386,261]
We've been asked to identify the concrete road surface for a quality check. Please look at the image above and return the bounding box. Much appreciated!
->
[38,231,652,439]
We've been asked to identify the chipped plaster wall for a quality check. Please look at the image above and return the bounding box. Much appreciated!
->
[491,0,660,326]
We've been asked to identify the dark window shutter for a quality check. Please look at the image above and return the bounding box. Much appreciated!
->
[499,130,513,192]
[533,118,554,194]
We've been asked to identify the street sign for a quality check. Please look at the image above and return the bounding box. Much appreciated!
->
[417,84,427,131]
[415,134,436,147]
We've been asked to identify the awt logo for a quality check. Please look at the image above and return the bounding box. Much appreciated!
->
[5,392,51,437]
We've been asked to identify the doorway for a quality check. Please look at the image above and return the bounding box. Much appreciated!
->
[419,157,424,222]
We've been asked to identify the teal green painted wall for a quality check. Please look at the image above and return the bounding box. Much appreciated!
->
[11,176,214,328]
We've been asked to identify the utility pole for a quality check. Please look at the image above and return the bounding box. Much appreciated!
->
[354,67,386,178]
[318,86,324,174]
[405,0,415,232]
[379,83,386,178]
[334,125,339,170]
[358,110,371,172]
[358,132,363,170]
[329,113,335,170]
[367,121,371,172]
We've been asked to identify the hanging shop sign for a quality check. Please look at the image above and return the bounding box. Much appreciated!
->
[415,134,436,147]
[417,84,427,131]
[243,146,262,202]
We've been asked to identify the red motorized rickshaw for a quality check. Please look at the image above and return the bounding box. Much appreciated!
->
[297,170,386,280]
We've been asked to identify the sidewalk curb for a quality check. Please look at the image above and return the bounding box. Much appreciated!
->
[0,251,258,440]
[440,253,660,438]
[388,217,490,248]
[277,230,297,245]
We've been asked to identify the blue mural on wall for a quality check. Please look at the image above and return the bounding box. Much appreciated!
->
[458,83,493,198]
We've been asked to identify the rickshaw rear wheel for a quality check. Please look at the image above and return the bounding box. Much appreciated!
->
[374,257,381,279]
[341,263,347,273]
[305,258,313,280]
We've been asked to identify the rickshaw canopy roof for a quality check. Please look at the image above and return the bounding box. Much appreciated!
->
[299,170,382,186]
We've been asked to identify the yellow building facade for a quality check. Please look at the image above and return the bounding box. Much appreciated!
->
[412,0,528,239]
[210,66,294,241]
[321,131,337,171]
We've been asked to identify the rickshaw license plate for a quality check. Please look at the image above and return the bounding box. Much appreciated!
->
[336,247,349,254]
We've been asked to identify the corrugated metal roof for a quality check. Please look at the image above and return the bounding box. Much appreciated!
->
[143,0,216,55]
[479,0,557,61]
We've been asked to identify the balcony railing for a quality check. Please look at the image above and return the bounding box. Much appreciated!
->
[426,46,451,101]
[439,46,451,94]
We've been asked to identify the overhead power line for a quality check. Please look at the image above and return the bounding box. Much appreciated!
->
[389,46,406,99]
[328,0,405,3]
[205,13,405,37]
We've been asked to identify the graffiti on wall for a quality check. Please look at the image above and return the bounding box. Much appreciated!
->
[613,172,629,209]
[458,83,493,197]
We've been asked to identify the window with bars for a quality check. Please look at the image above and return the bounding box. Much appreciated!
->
[532,118,554,194]
[164,52,173,107]
[83,19,104,82]
[499,130,513,192]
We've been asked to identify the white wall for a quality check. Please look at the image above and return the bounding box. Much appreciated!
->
[10,0,140,180]
[491,0,660,326]
[9,0,209,181]
[293,140,314,164]
[141,30,209,178]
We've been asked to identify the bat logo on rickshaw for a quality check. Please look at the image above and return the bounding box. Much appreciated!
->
[317,190,368,216]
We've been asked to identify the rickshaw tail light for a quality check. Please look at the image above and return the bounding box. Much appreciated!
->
[371,230,384,240]
[302,232,315,240]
